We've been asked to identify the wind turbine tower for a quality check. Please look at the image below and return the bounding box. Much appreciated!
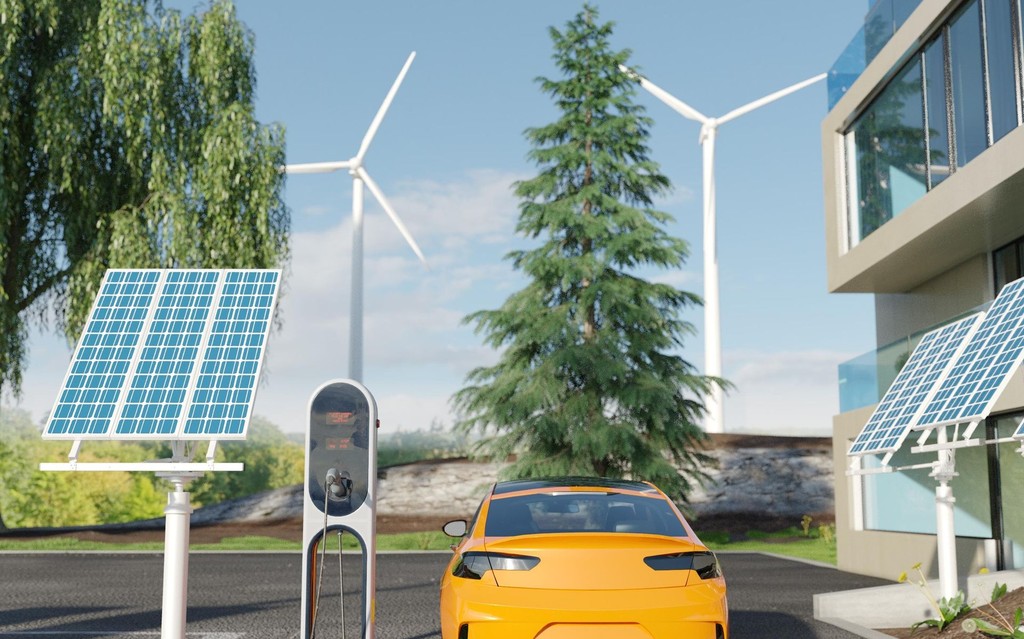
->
[622,64,826,434]
[285,52,427,382]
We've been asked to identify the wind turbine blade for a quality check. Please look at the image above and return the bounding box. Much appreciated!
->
[716,72,827,125]
[355,52,417,164]
[282,160,354,174]
[619,64,708,123]
[356,167,429,268]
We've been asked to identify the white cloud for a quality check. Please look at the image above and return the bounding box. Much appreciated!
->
[250,169,527,432]
[723,349,858,437]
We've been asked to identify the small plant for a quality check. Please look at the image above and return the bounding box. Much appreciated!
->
[800,515,813,537]
[899,562,972,631]
[962,607,1024,637]
[993,582,1009,603]
[817,523,835,546]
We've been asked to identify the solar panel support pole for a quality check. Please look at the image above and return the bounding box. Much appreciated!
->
[931,428,959,600]
[156,472,198,639]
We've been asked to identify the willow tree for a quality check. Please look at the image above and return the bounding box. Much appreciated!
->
[454,5,716,501]
[0,0,288,398]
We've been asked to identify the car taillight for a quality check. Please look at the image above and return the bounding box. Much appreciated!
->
[452,552,540,579]
[644,551,722,579]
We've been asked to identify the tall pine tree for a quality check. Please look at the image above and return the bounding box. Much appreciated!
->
[454,5,717,501]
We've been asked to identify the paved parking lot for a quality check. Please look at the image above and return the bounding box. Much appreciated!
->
[0,551,890,638]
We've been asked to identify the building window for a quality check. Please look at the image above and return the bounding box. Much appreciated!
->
[994,412,1024,569]
[925,34,952,188]
[994,235,1024,291]
[859,436,993,537]
[950,0,988,166]
[984,0,1023,142]
[844,0,1024,248]
[847,58,927,243]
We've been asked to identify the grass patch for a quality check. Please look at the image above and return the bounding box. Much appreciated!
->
[0,529,835,563]
[0,537,166,551]
[704,535,836,565]
[0,531,456,553]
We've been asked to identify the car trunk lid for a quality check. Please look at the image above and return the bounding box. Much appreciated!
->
[483,533,707,589]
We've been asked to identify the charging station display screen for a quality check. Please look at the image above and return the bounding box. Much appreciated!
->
[308,382,371,516]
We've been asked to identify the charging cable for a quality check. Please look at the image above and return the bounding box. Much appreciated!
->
[310,470,333,639]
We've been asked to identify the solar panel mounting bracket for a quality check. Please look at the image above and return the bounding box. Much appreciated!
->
[40,439,243,473]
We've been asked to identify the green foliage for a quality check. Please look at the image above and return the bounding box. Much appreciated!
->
[0,0,288,400]
[0,408,166,526]
[818,522,836,546]
[0,408,302,526]
[911,591,971,631]
[800,515,813,537]
[453,4,717,502]
[154,416,304,507]
[994,582,1009,603]
[899,562,971,631]
[377,424,466,467]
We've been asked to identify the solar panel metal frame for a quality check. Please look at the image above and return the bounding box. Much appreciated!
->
[914,276,1024,433]
[43,268,280,442]
[847,312,984,460]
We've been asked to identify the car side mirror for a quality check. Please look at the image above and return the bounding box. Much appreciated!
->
[443,519,468,538]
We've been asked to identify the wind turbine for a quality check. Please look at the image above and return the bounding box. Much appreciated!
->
[285,52,427,382]
[621,63,826,434]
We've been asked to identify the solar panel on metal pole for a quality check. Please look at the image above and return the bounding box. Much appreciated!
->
[38,268,281,639]
[846,276,1024,600]
[913,276,1024,438]
[846,312,984,468]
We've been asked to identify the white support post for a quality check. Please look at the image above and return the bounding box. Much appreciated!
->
[69,440,82,466]
[931,428,959,600]
[160,475,195,639]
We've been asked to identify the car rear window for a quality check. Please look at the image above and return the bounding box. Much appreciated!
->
[484,492,688,537]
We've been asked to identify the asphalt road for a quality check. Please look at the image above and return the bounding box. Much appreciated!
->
[0,551,891,638]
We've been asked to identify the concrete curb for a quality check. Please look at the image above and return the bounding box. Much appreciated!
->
[816,617,896,639]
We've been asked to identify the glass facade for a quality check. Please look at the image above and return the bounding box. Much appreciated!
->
[844,0,1024,247]
[924,35,952,187]
[985,0,1023,143]
[951,1,989,167]
[860,410,1024,570]
[994,413,1024,567]
[828,0,926,109]
[861,435,992,537]
[848,60,927,241]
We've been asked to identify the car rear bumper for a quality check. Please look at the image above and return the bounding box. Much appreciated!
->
[441,579,728,639]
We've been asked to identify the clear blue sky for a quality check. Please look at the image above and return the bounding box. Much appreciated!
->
[13,0,877,436]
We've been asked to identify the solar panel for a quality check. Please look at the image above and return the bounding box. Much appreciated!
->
[916,277,1024,431]
[848,313,983,456]
[44,269,280,441]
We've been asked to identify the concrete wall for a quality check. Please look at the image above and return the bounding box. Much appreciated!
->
[874,256,990,346]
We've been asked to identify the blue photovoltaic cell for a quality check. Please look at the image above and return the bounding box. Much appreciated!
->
[183,270,279,437]
[918,277,1024,430]
[849,313,983,456]
[44,268,279,440]
[45,271,160,437]
[114,271,219,437]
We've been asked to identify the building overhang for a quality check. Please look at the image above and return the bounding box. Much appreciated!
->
[828,129,1024,293]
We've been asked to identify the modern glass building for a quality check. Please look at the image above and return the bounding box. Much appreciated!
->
[824,0,1024,580]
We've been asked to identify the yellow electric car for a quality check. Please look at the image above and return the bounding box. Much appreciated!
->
[440,477,728,639]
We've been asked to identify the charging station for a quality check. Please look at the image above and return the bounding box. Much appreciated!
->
[301,379,379,639]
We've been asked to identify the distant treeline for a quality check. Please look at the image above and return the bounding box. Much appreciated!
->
[0,409,464,528]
